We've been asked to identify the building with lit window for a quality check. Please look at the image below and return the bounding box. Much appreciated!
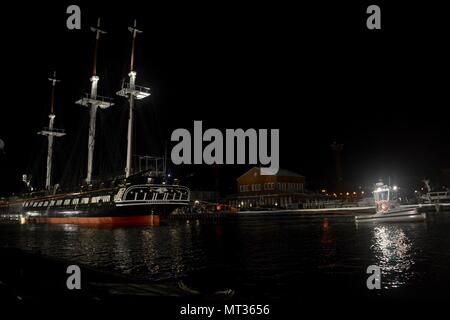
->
[229,167,306,209]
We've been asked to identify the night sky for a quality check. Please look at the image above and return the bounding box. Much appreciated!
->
[0,1,449,195]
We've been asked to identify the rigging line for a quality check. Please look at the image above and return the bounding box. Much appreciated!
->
[97,108,119,177]
[26,132,46,189]
[144,96,166,155]
[136,103,160,156]
[60,113,89,188]
[98,99,128,177]
[149,99,166,153]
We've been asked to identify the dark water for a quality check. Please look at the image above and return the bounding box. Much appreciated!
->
[1,211,449,300]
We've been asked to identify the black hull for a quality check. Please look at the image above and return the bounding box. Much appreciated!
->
[24,202,183,218]
[1,183,191,225]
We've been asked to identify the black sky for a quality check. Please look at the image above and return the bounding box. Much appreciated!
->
[0,1,449,194]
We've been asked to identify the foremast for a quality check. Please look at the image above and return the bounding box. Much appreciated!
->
[76,18,114,185]
[38,72,66,190]
[116,20,151,179]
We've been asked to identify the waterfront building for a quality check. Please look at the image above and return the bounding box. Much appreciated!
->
[229,167,306,209]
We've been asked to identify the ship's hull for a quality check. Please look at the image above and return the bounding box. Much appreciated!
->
[24,203,183,226]
[27,215,161,226]
[1,184,190,226]
[355,208,426,223]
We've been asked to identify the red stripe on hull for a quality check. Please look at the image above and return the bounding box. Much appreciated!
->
[26,215,160,226]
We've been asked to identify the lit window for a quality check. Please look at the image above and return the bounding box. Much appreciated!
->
[63,199,71,206]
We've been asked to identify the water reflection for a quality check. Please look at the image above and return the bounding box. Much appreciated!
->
[371,224,423,289]
[320,218,336,259]
[2,213,448,299]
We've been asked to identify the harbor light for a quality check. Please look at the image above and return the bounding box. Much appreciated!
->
[393,186,398,191]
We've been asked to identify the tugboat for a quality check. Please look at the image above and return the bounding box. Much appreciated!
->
[0,19,190,226]
[355,182,426,223]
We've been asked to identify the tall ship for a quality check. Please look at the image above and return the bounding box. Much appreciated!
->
[0,19,190,226]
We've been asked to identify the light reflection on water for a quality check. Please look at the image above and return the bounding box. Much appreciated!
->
[370,224,420,289]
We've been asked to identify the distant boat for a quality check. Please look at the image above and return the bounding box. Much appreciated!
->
[420,191,450,204]
[355,182,426,223]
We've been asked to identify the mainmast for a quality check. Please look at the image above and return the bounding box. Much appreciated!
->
[117,20,151,178]
[38,72,66,190]
[76,18,114,185]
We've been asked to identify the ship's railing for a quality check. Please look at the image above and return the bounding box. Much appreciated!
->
[116,83,151,100]
[76,93,114,109]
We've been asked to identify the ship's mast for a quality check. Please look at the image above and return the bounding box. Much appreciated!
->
[38,72,66,190]
[76,18,114,185]
[117,20,151,178]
